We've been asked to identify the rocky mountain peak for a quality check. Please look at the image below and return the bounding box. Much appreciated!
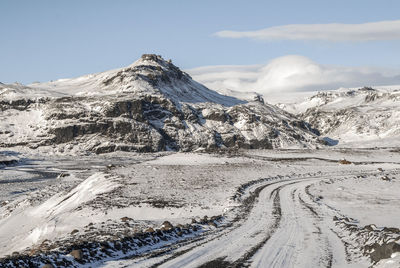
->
[358,86,376,92]
[137,54,172,65]
[129,54,181,76]
[127,53,187,83]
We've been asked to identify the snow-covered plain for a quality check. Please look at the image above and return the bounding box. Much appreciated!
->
[1,55,400,267]
[1,149,399,268]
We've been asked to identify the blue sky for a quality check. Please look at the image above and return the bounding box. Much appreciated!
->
[1,0,400,84]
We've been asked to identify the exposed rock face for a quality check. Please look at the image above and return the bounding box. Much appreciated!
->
[0,54,322,153]
[369,242,400,263]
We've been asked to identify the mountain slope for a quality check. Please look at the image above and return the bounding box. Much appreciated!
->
[0,54,322,154]
[279,87,400,147]
[31,54,243,106]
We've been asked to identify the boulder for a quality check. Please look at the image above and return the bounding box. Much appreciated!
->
[339,159,352,165]
[161,221,173,230]
[121,216,133,222]
[145,227,155,233]
[370,242,400,263]
[70,249,83,261]
[70,229,79,235]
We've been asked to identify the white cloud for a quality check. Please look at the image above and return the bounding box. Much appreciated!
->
[215,20,400,42]
[187,55,400,100]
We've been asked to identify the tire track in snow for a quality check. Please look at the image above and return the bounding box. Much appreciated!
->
[150,180,309,268]
[249,179,336,268]
[106,173,357,268]
[297,187,333,268]
[109,178,296,268]
[227,182,304,267]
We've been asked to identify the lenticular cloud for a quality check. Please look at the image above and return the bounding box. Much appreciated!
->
[187,55,400,96]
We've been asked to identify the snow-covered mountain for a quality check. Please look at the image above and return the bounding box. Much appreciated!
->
[30,54,242,106]
[0,54,322,154]
[278,86,400,147]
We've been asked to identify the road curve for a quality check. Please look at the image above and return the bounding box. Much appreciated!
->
[104,175,352,268]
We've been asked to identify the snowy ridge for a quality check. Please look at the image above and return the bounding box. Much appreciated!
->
[0,82,65,101]
[0,173,120,257]
[30,54,243,107]
[278,86,400,147]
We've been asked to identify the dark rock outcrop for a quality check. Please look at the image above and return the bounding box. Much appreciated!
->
[370,242,400,263]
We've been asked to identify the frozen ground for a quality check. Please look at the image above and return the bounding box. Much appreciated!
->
[0,149,399,268]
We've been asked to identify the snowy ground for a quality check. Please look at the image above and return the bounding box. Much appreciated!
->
[0,149,399,267]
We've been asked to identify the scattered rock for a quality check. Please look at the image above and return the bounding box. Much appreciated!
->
[363,224,377,231]
[121,216,133,222]
[161,221,173,230]
[70,249,83,261]
[70,229,79,235]
[114,242,122,250]
[145,227,155,233]
[0,215,227,266]
[57,172,70,178]
[42,264,55,268]
[107,164,116,169]
[208,221,217,228]
[339,159,352,165]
